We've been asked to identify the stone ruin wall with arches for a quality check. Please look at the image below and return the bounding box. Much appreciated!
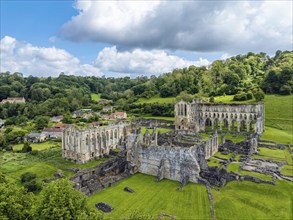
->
[175,99,264,134]
[62,123,130,164]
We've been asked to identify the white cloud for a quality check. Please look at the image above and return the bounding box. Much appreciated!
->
[94,46,210,76]
[60,1,292,54]
[0,36,101,77]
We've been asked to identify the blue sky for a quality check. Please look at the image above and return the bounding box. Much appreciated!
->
[0,0,292,77]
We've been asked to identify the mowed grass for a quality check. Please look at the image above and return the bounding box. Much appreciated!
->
[91,93,101,101]
[0,147,107,185]
[212,180,293,220]
[240,170,272,181]
[223,134,246,143]
[262,126,292,144]
[281,165,293,176]
[264,94,293,131]
[12,141,56,151]
[214,152,234,160]
[87,173,211,220]
[227,162,241,173]
[252,147,288,163]
[135,95,176,104]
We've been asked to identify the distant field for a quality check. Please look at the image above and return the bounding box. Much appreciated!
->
[135,95,176,104]
[214,95,257,104]
[91,93,101,101]
[212,180,293,220]
[87,173,211,219]
[140,115,174,121]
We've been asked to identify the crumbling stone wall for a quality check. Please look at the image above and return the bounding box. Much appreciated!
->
[70,150,130,195]
[62,123,130,164]
[175,99,264,134]
[126,131,217,183]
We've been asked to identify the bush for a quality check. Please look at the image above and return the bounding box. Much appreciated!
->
[233,92,247,101]
[24,180,41,192]
[20,172,37,183]
[253,89,265,101]
[279,85,292,95]
[22,142,32,153]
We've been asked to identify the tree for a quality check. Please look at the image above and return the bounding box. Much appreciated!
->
[0,181,34,219]
[33,178,102,220]
[253,89,265,102]
[34,116,49,131]
[22,141,32,153]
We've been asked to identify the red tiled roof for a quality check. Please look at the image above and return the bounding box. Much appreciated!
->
[43,128,62,133]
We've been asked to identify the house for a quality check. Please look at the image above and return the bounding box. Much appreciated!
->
[0,119,4,129]
[42,128,62,139]
[82,113,94,120]
[1,97,25,104]
[97,99,111,104]
[55,123,71,130]
[89,121,102,127]
[26,132,47,143]
[110,112,127,119]
[101,115,110,120]
[102,106,113,112]
[51,115,64,122]
[72,110,84,118]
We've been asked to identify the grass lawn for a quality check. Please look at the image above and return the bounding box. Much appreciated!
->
[262,126,292,144]
[223,134,246,143]
[140,115,174,121]
[240,170,272,181]
[141,127,171,135]
[252,147,287,163]
[214,152,234,160]
[281,165,293,176]
[227,163,241,173]
[12,141,58,151]
[214,95,257,104]
[235,154,245,161]
[91,93,101,101]
[212,180,293,220]
[264,94,293,131]
[0,147,108,185]
[208,157,222,167]
[135,95,176,104]
[87,173,211,220]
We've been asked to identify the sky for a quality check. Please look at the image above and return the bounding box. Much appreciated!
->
[0,0,292,78]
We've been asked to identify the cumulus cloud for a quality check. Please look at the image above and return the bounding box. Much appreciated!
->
[0,36,101,77]
[94,46,210,76]
[60,1,292,54]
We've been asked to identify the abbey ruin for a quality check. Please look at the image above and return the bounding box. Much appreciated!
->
[63,99,265,192]
[175,98,264,134]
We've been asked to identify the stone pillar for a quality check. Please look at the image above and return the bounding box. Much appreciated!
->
[237,121,241,132]
[219,120,222,131]
[246,121,250,133]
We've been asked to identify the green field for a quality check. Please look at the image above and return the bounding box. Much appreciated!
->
[213,180,293,220]
[135,95,176,104]
[214,95,257,104]
[226,162,241,173]
[208,157,222,167]
[252,147,288,163]
[12,141,57,151]
[262,126,292,144]
[0,146,108,185]
[140,115,174,121]
[240,170,272,181]
[91,93,102,101]
[88,173,211,219]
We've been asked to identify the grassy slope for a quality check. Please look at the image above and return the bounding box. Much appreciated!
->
[141,127,171,135]
[140,115,174,121]
[135,95,176,104]
[87,173,211,220]
[252,147,288,163]
[91,93,101,101]
[213,180,293,220]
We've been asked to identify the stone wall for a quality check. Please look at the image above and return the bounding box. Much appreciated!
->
[62,123,130,164]
[175,99,265,135]
[126,132,216,183]
[70,150,130,195]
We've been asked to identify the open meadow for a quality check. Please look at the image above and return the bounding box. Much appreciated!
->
[88,173,211,219]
